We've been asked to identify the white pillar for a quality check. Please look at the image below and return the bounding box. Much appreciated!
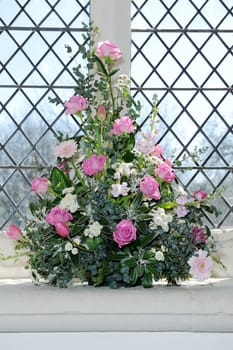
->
[90,0,131,76]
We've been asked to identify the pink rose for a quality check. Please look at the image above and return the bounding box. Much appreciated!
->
[155,161,176,182]
[113,219,137,248]
[64,95,88,115]
[192,226,206,244]
[54,140,77,159]
[6,224,22,240]
[96,41,122,61]
[55,222,70,237]
[140,175,161,200]
[111,116,135,136]
[97,105,106,121]
[31,177,49,194]
[46,207,73,226]
[82,154,106,176]
[193,189,207,201]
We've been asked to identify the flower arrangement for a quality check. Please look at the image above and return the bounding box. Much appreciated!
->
[4,28,222,288]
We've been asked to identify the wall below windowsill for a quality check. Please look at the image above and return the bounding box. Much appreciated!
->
[0,277,232,333]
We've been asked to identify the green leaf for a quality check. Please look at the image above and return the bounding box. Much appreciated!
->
[132,192,143,209]
[50,167,71,194]
[70,223,86,237]
[138,232,159,248]
[137,214,152,221]
[136,221,148,234]
[136,264,145,277]
[94,54,108,75]
[142,272,153,288]
[108,68,119,77]
[122,151,135,162]
[121,257,137,268]
[86,237,102,250]
[145,264,159,276]
[130,267,138,285]
[159,202,176,209]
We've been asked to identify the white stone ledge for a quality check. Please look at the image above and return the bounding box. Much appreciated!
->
[0,278,232,333]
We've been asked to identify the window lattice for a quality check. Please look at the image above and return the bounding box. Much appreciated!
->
[131,0,233,227]
[0,0,90,229]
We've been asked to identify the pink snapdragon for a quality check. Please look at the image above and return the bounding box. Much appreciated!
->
[82,154,106,176]
[46,207,73,226]
[136,139,154,154]
[31,177,49,194]
[54,140,77,159]
[6,224,22,240]
[188,250,213,281]
[140,175,161,200]
[192,226,206,244]
[176,195,189,206]
[64,95,88,115]
[175,205,189,218]
[155,160,176,182]
[193,189,207,201]
[111,116,135,136]
[151,144,164,159]
[113,219,137,248]
[96,40,122,61]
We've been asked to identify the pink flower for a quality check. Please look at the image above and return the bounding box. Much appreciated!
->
[155,161,176,182]
[151,144,164,159]
[46,207,73,226]
[175,205,189,218]
[176,195,189,206]
[136,139,154,154]
[6,225,22,240]
[64,95,88,115]
[96,41,122,61]
[140,175,161,200]
[31,177,49,194]
[97,105,106,121]
[192,226,206,244]
[111,116,135,136]
[82,154,106,176]
[54,222,70,238]
[113,219,137,248]
[193,189,207,201]
[188,250,213,281]
[54,140,77,159]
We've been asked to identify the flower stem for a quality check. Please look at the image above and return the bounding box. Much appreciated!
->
[70,159,87,190]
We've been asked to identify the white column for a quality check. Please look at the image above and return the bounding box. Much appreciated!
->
[90,0,131,76]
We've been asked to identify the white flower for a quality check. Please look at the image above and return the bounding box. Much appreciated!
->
[73,236,81,245]
[113,162,133,178]
[84,221,103,238]
[111,182,130,197]
[62,187,75,194]
[59,193,79,213]
[155,251,164,261]
[150,208,173,232]
[65,242,73,251]
[71,248,78,255]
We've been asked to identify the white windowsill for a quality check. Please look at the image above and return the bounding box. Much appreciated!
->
[0,277,232,333]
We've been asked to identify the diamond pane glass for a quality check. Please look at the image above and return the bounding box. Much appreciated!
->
[131,0,233,228]
[0,0,90,229]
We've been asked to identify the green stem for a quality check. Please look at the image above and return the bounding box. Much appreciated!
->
[70,159,87,190]
[107,72,115,115]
